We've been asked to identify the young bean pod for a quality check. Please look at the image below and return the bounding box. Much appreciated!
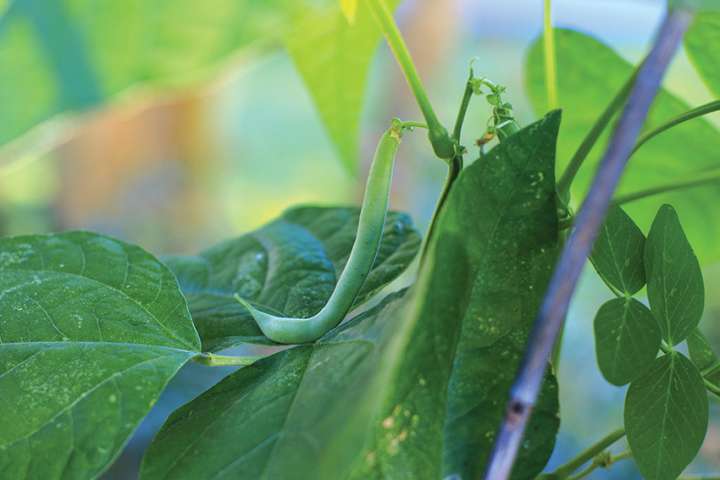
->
[235,120,405,344]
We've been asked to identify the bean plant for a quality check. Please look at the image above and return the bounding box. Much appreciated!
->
[1,1,720,479]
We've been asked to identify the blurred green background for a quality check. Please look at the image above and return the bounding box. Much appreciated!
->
[1,0,719,478]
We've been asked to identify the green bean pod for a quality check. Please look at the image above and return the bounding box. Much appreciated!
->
[236,121,403,344]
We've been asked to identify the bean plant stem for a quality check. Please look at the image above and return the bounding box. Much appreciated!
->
[193,353,262,367]
[367,0,454,160]
[543,0,559,110]
[539,427,625,479]
[482,9,693,480]
[453,78,475,142]
[632,100,720,154]
[612,167,720,205]
[421,75,473,258]
[703,361,720,378]
[566,451,633,480]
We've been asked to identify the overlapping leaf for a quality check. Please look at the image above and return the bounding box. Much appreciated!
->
[164,206,420,351]
[590,206,646,295]
[141,113,563,479]
[686,12,720,96]
[594,297,660,386]
[687,328,720,385]
[0,231,200,479]
[526,28,720,262]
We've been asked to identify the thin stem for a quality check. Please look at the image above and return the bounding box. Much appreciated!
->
[679,476,720,479]
[543,0,559,110]
[482,9,693,480]
[633,100,720,154]
[612,167,720,205]
[193,353,262,367]
[704,378,720,398]
[367,0,453,160]
[421,153,462,260]
[557,68,637,200]
[702,361,720,378]
[540,428,625,479]
[453,77,475,142]
[566,451,632,480]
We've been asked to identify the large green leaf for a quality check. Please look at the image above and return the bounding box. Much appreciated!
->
[441,112,562,480]
[686,12,720,97]
[526,28,720,262]
[594,297,661,386]
[285,0,400,171]
[140,113,563,480]
[590,206,646,296]
[625,352,708,480]
[163,206,421,351]
[645,204,704,345]
[0,231,200,479]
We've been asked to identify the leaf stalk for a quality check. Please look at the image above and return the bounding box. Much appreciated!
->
[367,0,454,160]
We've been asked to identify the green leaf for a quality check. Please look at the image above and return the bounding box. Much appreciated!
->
[590,206,646,295]
[645,204,704,345]
[441,112,562,480]
[140,113,563,480]
[686,12,720,97]
[164,206,420,351]
[594,297,661,386]
[625,352,708,480]
[0,231,200,479]
[687,328,720,383]
[285,0,400,171]
[526,28,720,262]
[0,0,293,149]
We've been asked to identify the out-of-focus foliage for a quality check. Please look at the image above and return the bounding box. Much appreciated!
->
[286,0,400,171]
[686,12,720,97]
[526,28,720,263]
[0,0,394,172]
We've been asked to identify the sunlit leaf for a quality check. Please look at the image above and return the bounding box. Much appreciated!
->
[0,0,293,149]
[526,28,720,262]
[686,12,720,97]
[340,0,358,24]
[285,0,400,172]
[0,231,200,479]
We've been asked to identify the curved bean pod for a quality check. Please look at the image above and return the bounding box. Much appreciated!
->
[235,120,404,344]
